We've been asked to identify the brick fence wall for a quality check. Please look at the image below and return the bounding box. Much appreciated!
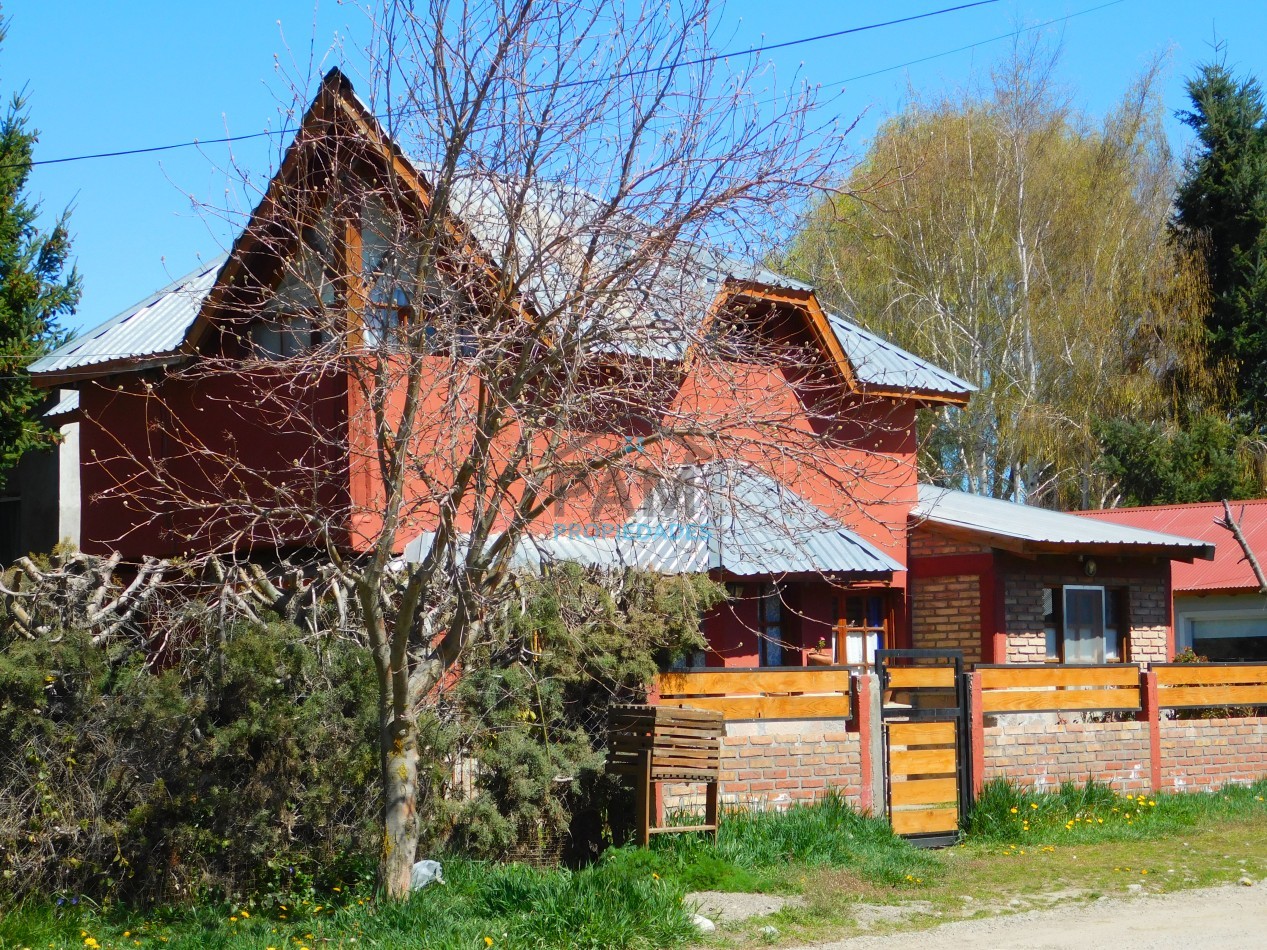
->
[982,716,1154,793]
[660,719,863,813]
[1160,716,1267,793]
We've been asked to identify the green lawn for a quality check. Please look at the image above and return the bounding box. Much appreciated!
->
[4,783,1267,950]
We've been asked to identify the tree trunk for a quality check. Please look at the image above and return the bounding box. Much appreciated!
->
[379,712,420,900]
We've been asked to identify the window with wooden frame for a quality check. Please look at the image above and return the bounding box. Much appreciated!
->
[1044,586,1129,663]
[836,591,891,666]
[758,582,784,667]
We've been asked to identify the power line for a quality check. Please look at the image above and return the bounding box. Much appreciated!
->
[835,0,1128,86]
[16,0,998,170]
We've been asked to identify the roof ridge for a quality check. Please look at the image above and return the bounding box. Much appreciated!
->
[1077,498,1267,516]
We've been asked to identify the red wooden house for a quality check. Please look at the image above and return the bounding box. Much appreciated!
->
[26,69,1211,672]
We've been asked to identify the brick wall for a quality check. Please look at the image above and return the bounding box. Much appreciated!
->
[1161,716,1267,792]
[1002,563,1170,663]
[982,716,1153,793]
[909,525,990,558]
[660,719,862,813]
[911,573,982,661]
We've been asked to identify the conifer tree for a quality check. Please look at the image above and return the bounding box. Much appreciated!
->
[0,15,80,476]
[1172,58,1267,424]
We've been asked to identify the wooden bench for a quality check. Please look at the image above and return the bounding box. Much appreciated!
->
[608,703,724,846]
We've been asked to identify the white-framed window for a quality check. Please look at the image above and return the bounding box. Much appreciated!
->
[1044,585,1129,664]
[1176,597,1267,661]
[251,313,322,359]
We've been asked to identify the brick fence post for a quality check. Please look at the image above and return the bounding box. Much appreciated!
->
[1138,666,1161,793]
[855,671,884,815]
[968,670,985,799]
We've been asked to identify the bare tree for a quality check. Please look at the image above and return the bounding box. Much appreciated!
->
[68,0,896,898]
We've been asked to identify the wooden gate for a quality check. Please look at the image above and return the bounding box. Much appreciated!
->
[875,649,970,846]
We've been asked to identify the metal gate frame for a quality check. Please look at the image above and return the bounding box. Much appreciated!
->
[874,648,971,847]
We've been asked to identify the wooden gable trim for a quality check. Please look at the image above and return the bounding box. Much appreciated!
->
[181,68,529,360]
[731,282,858,390]
[688,280,854,390]
[180,71,347,356]
[693,279,970,407]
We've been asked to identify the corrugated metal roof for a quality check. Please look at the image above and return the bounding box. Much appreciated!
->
[825,313,975,397]
[33,96,970,402]
[43,390,79,418]
[401,464,904,577]
[1078,500,1267,592]
[28,256,227,378]
[914,485,1214,556]
[409,162,972,395]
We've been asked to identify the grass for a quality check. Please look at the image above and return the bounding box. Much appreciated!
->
[643,791,939,891]
[0,857,698,950]
[965,776,1267,846]
[5,785,1267,949]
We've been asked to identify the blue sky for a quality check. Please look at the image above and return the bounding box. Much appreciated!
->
[8,0,1267,336]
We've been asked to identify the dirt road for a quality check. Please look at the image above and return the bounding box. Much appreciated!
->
[798,883,1267,950]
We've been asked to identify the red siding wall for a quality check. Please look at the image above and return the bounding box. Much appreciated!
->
[79,369,349,558]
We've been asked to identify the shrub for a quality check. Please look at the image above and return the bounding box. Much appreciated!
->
[0,619,381,905]
[447,565,721,863]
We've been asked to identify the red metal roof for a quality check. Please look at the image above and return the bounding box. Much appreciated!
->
[1077,499,1267,593]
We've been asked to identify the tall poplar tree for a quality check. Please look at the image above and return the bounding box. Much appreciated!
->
[0,14,80,476]
[1172,58,1267,424]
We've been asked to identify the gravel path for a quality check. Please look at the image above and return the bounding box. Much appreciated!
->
[791,883,1267,950]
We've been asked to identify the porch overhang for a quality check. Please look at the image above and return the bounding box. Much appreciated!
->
[913,485,1216,564]
[401,464,905,580]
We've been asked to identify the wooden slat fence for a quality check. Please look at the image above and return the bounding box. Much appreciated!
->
[1154,663,1267,709]
[656,666,854,721]
[977,664,1142,714]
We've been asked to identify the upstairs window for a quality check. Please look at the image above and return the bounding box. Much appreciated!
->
[251,245,333,359]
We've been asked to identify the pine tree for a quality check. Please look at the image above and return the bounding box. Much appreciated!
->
[0,16,80,476]
[1172,59,1267,423]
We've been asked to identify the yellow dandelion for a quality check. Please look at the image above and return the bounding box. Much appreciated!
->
[485,939,495,947]
[1010,807,1019,814]
[241,910,250,918]
[1030,803,1038,810]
